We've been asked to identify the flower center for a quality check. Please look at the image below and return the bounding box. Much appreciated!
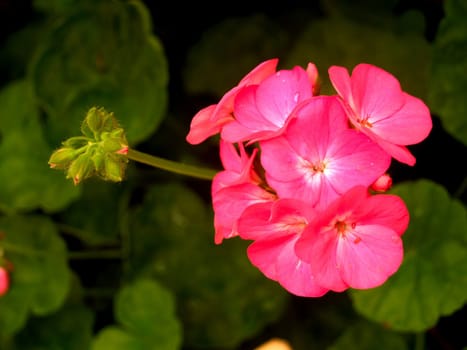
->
[356,115,373,128]
[311,161,326,173]
[334,220,357,235]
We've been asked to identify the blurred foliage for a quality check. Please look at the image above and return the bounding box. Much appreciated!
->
[92,279,182,350]
[428,0,467,146]
[0,0,465,349]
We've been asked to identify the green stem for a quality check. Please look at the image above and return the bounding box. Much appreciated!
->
[126,148,217,180]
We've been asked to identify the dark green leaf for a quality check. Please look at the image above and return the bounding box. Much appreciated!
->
[329,320,408,350]
[92,278,182,350]
[30,0,169,146]
[428,0,467,146]
[0,80,81,213]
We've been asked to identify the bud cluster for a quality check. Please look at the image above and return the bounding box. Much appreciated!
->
[49,107,129,185]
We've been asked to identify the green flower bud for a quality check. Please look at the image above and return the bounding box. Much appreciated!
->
[66,153,95,185]
[103,154,127,182]
[48,148,80,169]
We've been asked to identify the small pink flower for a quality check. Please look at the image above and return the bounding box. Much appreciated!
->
[186,58,279,145]
[221,63,319,143]
[295,186,409,292]
[237,199,328,297]
[260,96,391,209]
[0,267,9,296]
[211,140,275,244]
[328,63,432,166]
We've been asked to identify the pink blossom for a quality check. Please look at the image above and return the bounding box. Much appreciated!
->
[186,58,279,145]
[237,199,329,297]
[260,96,391,209]
[328,63,432,166]
[0,267,9,296]
[295,186,409,291]
[221,63,319,143]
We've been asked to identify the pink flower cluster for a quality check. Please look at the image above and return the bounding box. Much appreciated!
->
[186,59,432,297]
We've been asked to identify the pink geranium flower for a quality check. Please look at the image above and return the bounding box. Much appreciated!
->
[186,58,279,145]
[237,199,329,297]
[328,63,432,166]
[295,186,409,292]
[260,96,391,209]
[221,63,319,143]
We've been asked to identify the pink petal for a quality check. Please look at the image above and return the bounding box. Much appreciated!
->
[324,130,391,201]
[186,104,218,144]
[371,93,432,145]
[296,225,348,292]
[247,236,292,280]
[354,194,409,236]
[222,85,278,142]
[275,238,329,297]
[237,199,312,241]
[213,183,276,244]
[337,225,404,289]
[328,65,353,107]
[350,63,405,120]
[246,228,328,296]
[366,135,416,166]
[255,66,313,126]
[286,96,349,158]
[238,58,279,86]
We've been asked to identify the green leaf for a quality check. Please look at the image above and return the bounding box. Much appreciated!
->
[0,215,72,336]
[30,0,169,146]
[183,13,287,97]
[428,0,467,146]
[284,13,431,100]
[329,320,409,350]
[129,182,289,348]
[12,304,94,350]
[0,80,81,213]
[92,278,182,350]
[350,179,467,332]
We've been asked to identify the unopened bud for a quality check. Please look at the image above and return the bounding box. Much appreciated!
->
[103,155,127,182]
[371,173,392,192]
[67,153,95,185]
[0,267,9,297]
[48,147,81,169]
